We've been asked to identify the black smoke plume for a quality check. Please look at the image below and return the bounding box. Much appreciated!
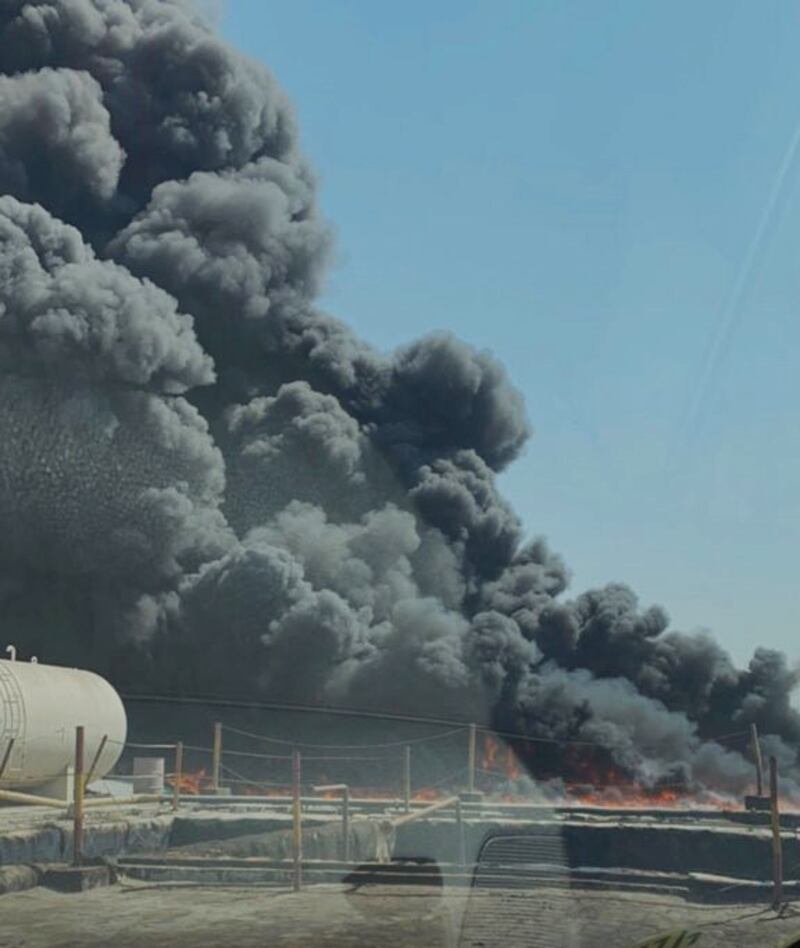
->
[0,0,797,795]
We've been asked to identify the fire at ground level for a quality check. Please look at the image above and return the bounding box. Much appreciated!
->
[128,715,780,812]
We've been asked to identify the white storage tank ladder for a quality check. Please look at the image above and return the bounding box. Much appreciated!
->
[0,659,24,776]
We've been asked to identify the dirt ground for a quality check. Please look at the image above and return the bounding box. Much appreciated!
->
[0,881,799,948]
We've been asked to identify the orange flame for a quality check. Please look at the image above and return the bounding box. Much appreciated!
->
[506,744,521,781]
[164,758,785,813]
[167,767,207,795]
[482,733,499,771]
[412,787,443,801]
[482,733,523,782]
[567,784,683,808]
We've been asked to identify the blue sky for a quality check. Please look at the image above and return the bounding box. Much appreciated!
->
[223,1,800,667]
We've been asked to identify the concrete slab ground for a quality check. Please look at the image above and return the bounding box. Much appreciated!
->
[0,881,800,947]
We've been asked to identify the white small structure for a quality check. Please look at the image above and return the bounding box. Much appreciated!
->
[132,757,165,795]
[0,652,126,796]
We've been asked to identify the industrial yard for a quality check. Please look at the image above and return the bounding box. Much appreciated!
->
[2,791,800,946]
[2,661,800,946]
[2,0,800,944]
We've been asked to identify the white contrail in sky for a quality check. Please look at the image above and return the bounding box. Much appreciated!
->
[673,117,800,461]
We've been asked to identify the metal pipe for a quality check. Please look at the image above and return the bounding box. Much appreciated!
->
[391,795,459,828]
[0,737,15,782]
[84,735,108,788]
[0,787,67,808]
[82,794,164,808]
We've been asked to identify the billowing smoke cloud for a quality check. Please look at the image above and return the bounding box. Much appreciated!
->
[0,0,797,795]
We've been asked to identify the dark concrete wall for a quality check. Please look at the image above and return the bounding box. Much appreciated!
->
[0,816,172,866]
[394,818,797,883]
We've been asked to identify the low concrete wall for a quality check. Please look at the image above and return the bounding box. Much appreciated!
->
[0,865,39,895]
[64,816,173,863]
[0,826,64,865]
[1,811,329,868]
[562,822,792,881]
[3,809,790,886]
[394,818,798,883]
[172,817,390,863]
[170,814,323,848]
[0,807,389,890]
[0,814,171,867]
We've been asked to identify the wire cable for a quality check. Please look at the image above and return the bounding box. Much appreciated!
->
[221,722,466,750]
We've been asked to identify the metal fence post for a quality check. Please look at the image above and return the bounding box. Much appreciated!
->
[292,750,302,891]
[172,741,183,811]
[342,785,350,863]
[73,726,85,866]
[403,745,411,813]
[212,722,222,792]
[456,798,466,867]
[770,755,783,909]
[751,723,764,797]
[467,724,477,794]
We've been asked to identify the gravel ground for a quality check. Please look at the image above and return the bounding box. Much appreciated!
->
[0,881,799,947]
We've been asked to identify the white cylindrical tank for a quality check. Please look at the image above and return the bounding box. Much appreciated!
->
[0,658,126,791]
